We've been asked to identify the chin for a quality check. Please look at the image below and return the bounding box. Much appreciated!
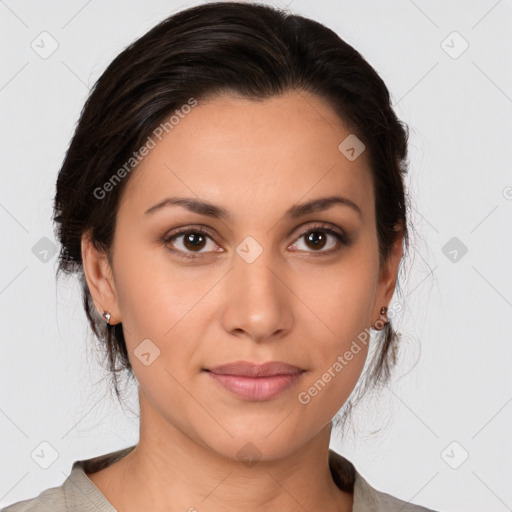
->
[196,422,310,464]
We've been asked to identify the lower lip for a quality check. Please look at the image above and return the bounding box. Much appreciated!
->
[205,371,303,401]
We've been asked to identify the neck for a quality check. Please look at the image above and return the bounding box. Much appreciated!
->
[93,392,353,512]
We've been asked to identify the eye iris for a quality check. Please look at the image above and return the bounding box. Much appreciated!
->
[184,232,206,251]
[305,231,327,250]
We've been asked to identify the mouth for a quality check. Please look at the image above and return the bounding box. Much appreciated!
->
[203,361,305,401]
[204,360,305,377]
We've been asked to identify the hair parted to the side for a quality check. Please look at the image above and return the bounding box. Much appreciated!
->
[53,1,411,433]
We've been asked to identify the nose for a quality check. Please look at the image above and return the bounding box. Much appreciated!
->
[219,245,294,343]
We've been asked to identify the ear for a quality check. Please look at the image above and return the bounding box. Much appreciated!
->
[81,231,121,325]
[372,223,404,327]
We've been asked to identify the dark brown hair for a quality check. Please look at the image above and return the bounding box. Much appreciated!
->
[53,1,411,430]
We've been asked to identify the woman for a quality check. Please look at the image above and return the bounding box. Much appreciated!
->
[2,2,439,511]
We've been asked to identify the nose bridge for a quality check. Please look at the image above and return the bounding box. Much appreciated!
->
[234,237,282,306]
[236,245,276,295]
[221,237,291,340]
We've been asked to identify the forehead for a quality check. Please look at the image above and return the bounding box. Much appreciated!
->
[119,90,374,221]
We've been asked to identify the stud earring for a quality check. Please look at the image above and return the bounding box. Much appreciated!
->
[373,306,388,331]
[102,310,111,325]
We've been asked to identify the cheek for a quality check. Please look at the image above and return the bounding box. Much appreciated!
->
[110,245,225,443]
[302,241,379,347]
[294,315,369,430]
[294,242,378,414]
[113,254,205,417]
[112,243,204,366]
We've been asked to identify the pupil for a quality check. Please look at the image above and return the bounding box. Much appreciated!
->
[185,232,205,250]
[307,231,326,249]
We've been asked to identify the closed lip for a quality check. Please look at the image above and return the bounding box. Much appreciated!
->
[205,361,305,377]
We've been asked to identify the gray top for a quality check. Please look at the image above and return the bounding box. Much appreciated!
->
[2,446,438,511]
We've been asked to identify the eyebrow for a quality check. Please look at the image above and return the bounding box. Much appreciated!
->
[144,195,362,220]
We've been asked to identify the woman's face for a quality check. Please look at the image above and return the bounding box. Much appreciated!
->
[83,89,402,461]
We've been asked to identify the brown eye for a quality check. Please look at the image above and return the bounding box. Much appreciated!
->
[182,232,207,251]
[304,230,328,250]
[162,228,219,260]
[290,224,349,254]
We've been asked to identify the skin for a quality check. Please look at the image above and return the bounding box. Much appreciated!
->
[82,89,403,512]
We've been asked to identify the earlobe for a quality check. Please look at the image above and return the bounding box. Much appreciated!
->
[81,232,121,325]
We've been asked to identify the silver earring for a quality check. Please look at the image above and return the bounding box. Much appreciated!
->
[374,306,388,331]
[102,310,111,325]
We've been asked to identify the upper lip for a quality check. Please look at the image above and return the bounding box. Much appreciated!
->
[206,361,304,377]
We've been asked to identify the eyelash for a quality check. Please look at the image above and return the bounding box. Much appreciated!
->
[161,223,349,261]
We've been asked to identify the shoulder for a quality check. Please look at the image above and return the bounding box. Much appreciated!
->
[354,473,438,511]
[328,449,439,512]
[1,445,135,512]
[1,485,66,512]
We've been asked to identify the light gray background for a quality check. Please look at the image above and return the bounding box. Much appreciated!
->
[1,1,511,510]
